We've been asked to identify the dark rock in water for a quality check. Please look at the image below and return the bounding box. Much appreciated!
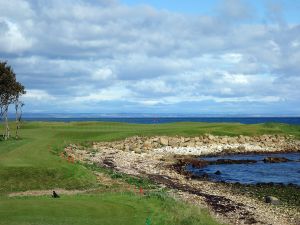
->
[264,196,280,205]
[215,170,222,175]
[263,157,290,163]
[187,159,209,168]
[209,159,257,165]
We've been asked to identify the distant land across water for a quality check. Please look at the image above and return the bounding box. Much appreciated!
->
[18,113,300,125]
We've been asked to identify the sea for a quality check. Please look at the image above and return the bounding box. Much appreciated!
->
[187,153,300,185]
[22,116,300,125]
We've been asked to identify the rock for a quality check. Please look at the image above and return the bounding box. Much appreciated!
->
[133,148,142,154]
[215,170,222,175]
[124,145,131,151]
[188,141,196,147]
[143,140,152,148]
[263,157,290,163]
[207,134,214,140]
[264,196,280,205]
[169,138,179,147]
[219,138,228,144]
[237,145,246,151]
[238,135,245,143]
[160,137,169,146]
[195,141,202,146]
[209,159,257,165]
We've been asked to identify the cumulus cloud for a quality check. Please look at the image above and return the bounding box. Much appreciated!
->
[0,0,299,114]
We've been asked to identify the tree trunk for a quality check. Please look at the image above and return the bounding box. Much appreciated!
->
[15,101,22,139]
[3,105,9,140]
[15,104,19,139]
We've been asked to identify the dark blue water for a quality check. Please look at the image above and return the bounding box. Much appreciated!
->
[22,117,300,124]
[187,153,300,185]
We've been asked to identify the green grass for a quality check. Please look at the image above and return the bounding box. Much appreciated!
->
[0,121,299,225]
[0,192,223,225]
[0,121,299,194]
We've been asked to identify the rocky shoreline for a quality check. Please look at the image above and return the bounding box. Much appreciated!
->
[64,134,300,225]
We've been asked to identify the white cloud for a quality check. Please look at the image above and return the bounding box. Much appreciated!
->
[73,84,132,102]
[23,89,56,101]
[0,0,299,114]
[0,19,33,53]
[91,68,115,80]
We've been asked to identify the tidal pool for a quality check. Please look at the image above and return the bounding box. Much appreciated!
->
[186,153,300,185]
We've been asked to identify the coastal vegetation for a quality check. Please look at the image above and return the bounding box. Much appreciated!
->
[0,121,299,224]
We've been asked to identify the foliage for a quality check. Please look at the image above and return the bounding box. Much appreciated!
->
[0,61,25,140]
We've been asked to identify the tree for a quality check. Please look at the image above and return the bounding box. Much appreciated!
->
[0,61,26,140]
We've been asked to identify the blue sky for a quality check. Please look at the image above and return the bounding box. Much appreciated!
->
[0,0,300,115]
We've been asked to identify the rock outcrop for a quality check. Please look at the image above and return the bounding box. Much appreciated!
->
[72,134,300,156]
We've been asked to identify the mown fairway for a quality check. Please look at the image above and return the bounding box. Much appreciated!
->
[0,121,299,225]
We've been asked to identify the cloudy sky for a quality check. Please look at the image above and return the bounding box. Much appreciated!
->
[1,0,300,115]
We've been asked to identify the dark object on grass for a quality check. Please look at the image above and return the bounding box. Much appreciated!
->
[215,170,222,175]
[52,191,60,198]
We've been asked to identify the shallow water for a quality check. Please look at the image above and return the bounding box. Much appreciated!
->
[186,153,300,185]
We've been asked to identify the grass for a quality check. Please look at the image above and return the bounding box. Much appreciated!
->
[1,121,300,194]
[0,192,224,225]
[0,121,299,224]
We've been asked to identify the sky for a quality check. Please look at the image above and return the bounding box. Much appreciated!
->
[0,0,300,115]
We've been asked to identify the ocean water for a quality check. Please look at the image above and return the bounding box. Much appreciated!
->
[22,117,300,125]
[187,153,300,185]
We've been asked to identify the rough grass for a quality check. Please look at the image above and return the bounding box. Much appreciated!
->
[0,192,224,225]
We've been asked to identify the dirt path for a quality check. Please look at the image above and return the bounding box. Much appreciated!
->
[8,189,89,197]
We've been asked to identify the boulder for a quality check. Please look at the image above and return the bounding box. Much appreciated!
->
[169,138,179,147]
[264,196,280,205]
[195,141,202,146]
[143,140,153,149]
[219,138,228,144]
[215,170,222,175]
[263,157,290,163]
[160,137,169,146]
[188,141,196,147]
[209,159,257,165]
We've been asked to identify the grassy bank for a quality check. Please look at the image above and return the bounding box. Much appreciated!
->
[1,121,300,193]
